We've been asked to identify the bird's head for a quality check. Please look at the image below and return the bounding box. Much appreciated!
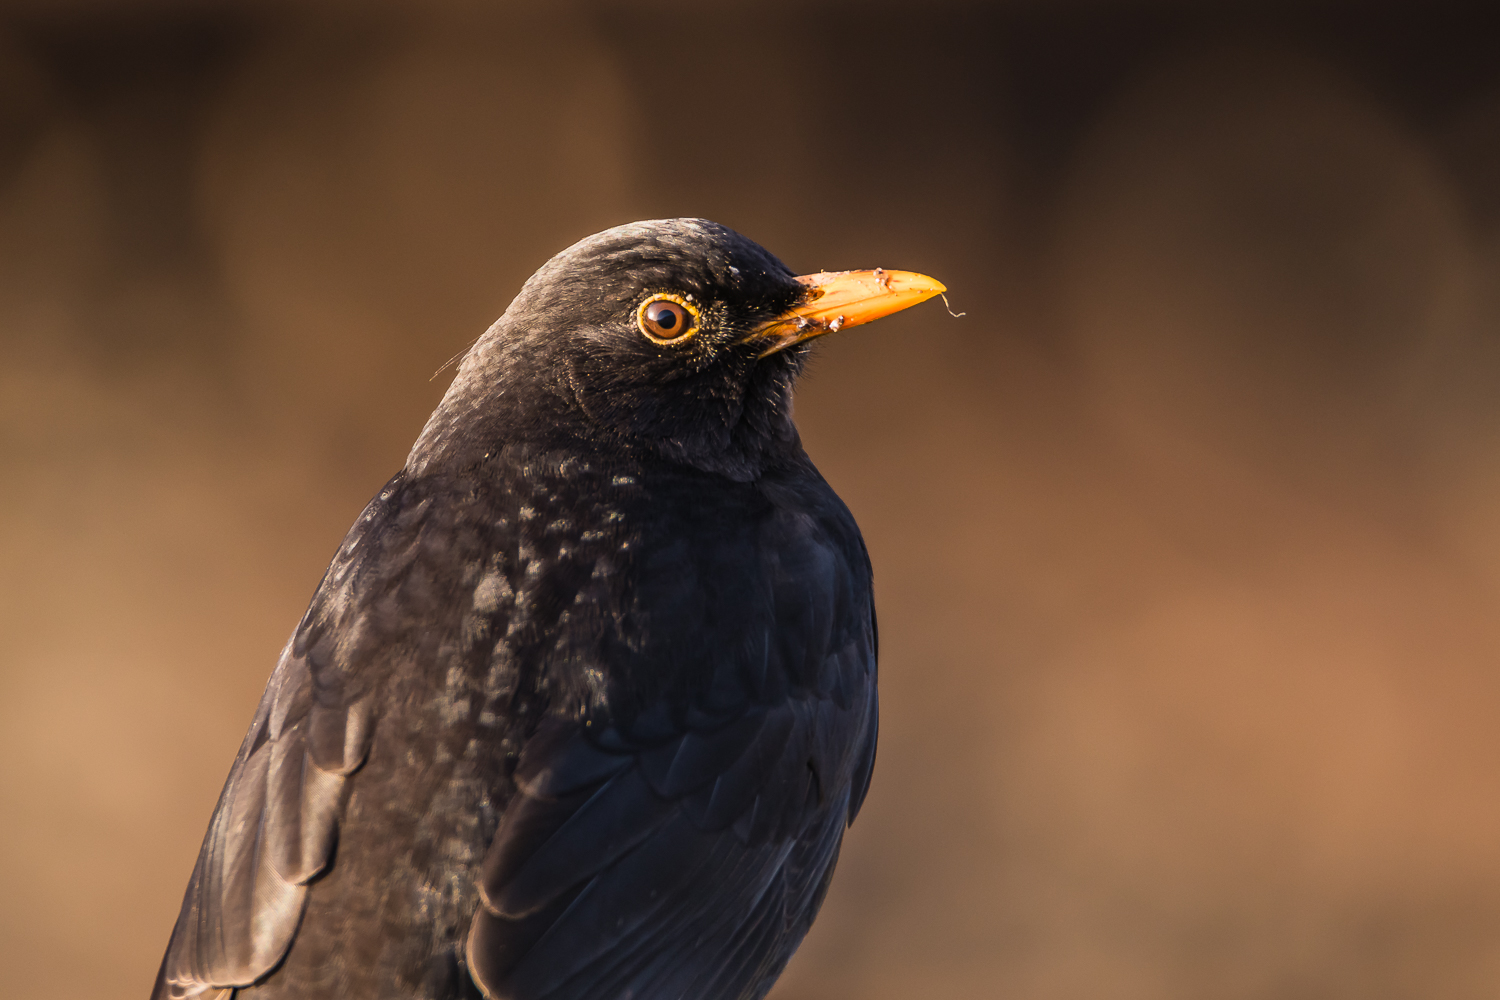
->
[409,219,944,480]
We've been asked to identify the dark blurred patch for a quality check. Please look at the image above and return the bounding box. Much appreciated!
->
[26,15,249,276]
[6,5,1500,1000]
[5,13,255,369]
[0,34,51,187]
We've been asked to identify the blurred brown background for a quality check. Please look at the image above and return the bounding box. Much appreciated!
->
[6,2,1500,998]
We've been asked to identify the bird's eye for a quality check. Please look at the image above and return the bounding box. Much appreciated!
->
[637,294,700,345]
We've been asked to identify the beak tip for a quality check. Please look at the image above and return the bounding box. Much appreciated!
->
[900,272,946,300]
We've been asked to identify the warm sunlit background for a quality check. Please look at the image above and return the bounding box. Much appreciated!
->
[5,3,1500,998]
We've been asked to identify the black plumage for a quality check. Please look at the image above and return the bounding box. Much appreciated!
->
[152,219,914,1000]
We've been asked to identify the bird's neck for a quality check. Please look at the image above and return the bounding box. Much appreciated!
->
[408,376,804,484]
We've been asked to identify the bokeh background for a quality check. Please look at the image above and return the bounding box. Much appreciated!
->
[6,3,1500,998]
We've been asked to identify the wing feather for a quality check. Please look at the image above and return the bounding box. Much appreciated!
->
[153,474,410,1000]
[487,767,677,919]
[466,632,876,1000]
[153,646,367,999]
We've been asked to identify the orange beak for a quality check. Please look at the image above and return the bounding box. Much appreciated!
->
[743,269,947,356]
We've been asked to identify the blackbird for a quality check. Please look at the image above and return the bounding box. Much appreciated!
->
[152,219,945,1000]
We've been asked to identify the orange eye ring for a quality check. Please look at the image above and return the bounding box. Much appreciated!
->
[637,293,701,345]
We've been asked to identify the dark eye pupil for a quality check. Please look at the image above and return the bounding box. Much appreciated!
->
[652,306,678,330]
